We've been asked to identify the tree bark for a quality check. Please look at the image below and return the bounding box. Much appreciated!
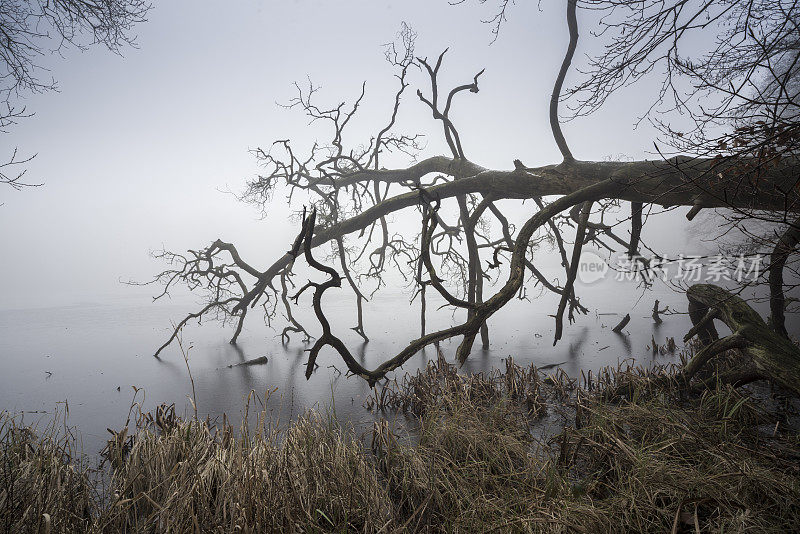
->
[686,284,800,396]
[232,156,800,315]
[769,219,800,338]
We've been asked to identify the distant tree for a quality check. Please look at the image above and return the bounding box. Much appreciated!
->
[151,2,800,394]
[1,0,150,190]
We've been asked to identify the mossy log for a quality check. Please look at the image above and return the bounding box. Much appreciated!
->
[684,284,800,396]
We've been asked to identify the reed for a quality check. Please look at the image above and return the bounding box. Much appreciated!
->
[2,354,799,532]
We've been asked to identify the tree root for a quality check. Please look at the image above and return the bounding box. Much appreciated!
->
[682,284,800,396]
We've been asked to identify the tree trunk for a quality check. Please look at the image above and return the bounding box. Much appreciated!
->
[232,156,800,315]
[685,284,800,396]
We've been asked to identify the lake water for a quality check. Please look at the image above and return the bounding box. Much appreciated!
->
[2,266,746,456]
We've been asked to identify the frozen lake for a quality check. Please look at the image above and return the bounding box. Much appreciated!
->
[0,268,731,456]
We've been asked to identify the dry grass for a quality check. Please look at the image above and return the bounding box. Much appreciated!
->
[0,410,94,533]
[95,409,393,532]
[2,354,799,532]
[366,352,548,418]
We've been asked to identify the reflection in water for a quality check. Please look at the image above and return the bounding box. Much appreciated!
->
[153,356,182,374]
[0,275,782,456]
[614,330,632,355]
[356,342,368,366]
[652,320,664,336]
[230,342,246,362]
[566,326,589,360]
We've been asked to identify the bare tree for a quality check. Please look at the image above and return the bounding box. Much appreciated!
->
[1,0,150,190]
[150,1,800,393]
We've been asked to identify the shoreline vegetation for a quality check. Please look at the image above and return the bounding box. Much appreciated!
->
[2,351,799,533]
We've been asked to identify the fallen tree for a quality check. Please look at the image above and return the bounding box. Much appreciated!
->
[147,0,800,390]
[683,283,800,395]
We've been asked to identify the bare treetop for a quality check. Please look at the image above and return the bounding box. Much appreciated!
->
[1,0,150,190]
[147,0,800,394]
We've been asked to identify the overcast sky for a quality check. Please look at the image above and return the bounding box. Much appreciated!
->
[0,0,693,310]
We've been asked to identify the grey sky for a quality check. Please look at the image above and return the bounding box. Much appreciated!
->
[0,0,687,310]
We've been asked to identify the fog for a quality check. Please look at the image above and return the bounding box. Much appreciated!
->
[0,0,698,311]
